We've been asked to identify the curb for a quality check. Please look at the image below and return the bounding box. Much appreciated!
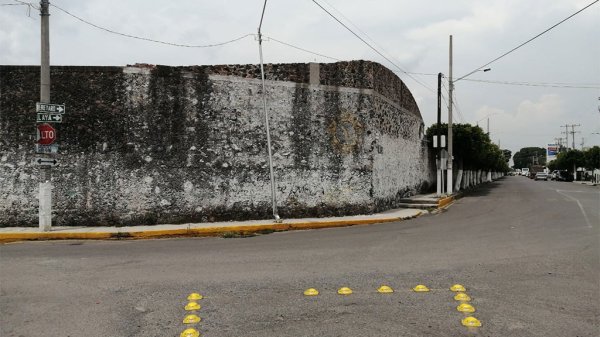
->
[0,212,424,244]
[437,196,455,208]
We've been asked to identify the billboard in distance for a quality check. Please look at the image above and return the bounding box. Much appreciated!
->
[547,144,558,163]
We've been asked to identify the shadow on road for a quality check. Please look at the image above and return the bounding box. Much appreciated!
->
[459,179,504,198]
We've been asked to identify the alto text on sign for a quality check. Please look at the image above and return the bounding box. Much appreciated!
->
[37,123,56,145]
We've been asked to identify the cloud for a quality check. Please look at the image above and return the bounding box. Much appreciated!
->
[405,2,510,41]
[475,94,565,152]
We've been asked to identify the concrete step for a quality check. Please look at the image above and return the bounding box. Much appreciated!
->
[397,202,438,209]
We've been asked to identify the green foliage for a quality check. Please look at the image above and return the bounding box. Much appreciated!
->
[513,147,546,169]
[548,150,584,170]
[425,123,509,172]
[584,146,600,169]
[549,146,600,170]
[502,149,512,163]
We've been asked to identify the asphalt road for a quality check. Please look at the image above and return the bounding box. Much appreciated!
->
[1,177,599,337]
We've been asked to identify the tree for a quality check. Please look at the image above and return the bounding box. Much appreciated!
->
[548,149,584,170]
[583,146,600,170]
[502,149,512,163]
[513,147,546,169]
[425,123,509,172]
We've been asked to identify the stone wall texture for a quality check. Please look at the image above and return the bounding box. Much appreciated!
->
[0,60,434,227]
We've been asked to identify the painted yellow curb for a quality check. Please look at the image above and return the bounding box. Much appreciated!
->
[0,211,424,244]
[0,232,113,243]
[438,196,455,208]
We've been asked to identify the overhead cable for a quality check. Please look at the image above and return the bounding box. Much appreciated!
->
[463,78,600,89]
[319,0,434,76]
[456,0,599,81]
[264,35,341,61]
[312,0,435,93]
[32,2,341,61]
[50,3,254,48]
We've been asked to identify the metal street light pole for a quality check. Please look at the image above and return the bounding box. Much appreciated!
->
[257,0,281,222]
[448,34,491,195]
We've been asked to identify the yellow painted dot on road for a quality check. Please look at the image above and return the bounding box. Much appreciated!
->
[377,285,394,293]
[304,288,319,296]
[413,285,430,292]
[461,316,482,327]
[180,328,200,337]
[454,292,471,302]
[185,302,201,311]
[338,287,353,295]
[187,293,203,301]
[457,303,476,313]
[183,314,201,324]
[450,284,466,292]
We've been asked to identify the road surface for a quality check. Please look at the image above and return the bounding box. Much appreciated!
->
[1,177,598,336]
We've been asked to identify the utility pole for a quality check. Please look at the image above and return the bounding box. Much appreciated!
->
[447,35,453,195]
[39,0,52,231]
[436,73,442,196]
[487,118,489,135]
[554,137,562,148]
[569,124,581,150]
[560,124,570,150]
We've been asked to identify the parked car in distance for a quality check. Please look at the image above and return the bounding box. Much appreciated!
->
[556,170,574,182]
[535,172,548,181]
[550,170,559,180]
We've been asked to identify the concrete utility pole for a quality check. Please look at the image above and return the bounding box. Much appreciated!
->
[569,124,581,150]
[554,137,562,148]
[447,35,453,195]
[257,0,280,222]
[436,72,442,196]
[39,0,52,231]
[560,124,571,150]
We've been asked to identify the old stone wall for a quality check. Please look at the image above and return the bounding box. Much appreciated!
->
[0,61,433,226]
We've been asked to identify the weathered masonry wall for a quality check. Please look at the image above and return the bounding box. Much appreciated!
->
[0,61,434,227]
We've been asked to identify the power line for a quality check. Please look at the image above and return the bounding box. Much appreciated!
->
[456,0,599,82]
[264,35,341,61]
[462,78,600,89]
[452,92,466,124]
[443,79,465,123]
[319,0,437,77]
[50,3,255,48]
[11,0,38,8]
[311,0,435,94]
[30,2,341,61]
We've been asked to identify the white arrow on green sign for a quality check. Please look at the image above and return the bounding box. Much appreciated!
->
[37,113,63,123]
[36,102,65,114]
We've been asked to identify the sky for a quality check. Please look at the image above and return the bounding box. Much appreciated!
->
[1,0,599,161]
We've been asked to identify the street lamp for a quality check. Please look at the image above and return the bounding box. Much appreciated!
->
[257,0,281,222]
[447,35,491,196]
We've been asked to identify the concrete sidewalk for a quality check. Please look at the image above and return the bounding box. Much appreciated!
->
[572,181,599,187]
[0,207,427,243]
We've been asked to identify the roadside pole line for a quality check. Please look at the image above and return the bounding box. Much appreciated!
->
[556,190,592,229]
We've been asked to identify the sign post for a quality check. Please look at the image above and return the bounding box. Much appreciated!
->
[38,0,53,231]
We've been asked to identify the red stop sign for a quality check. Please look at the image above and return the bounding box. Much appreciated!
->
[37,123,56,145]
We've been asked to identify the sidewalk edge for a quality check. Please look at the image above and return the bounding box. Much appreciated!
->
[0,211,424,244]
